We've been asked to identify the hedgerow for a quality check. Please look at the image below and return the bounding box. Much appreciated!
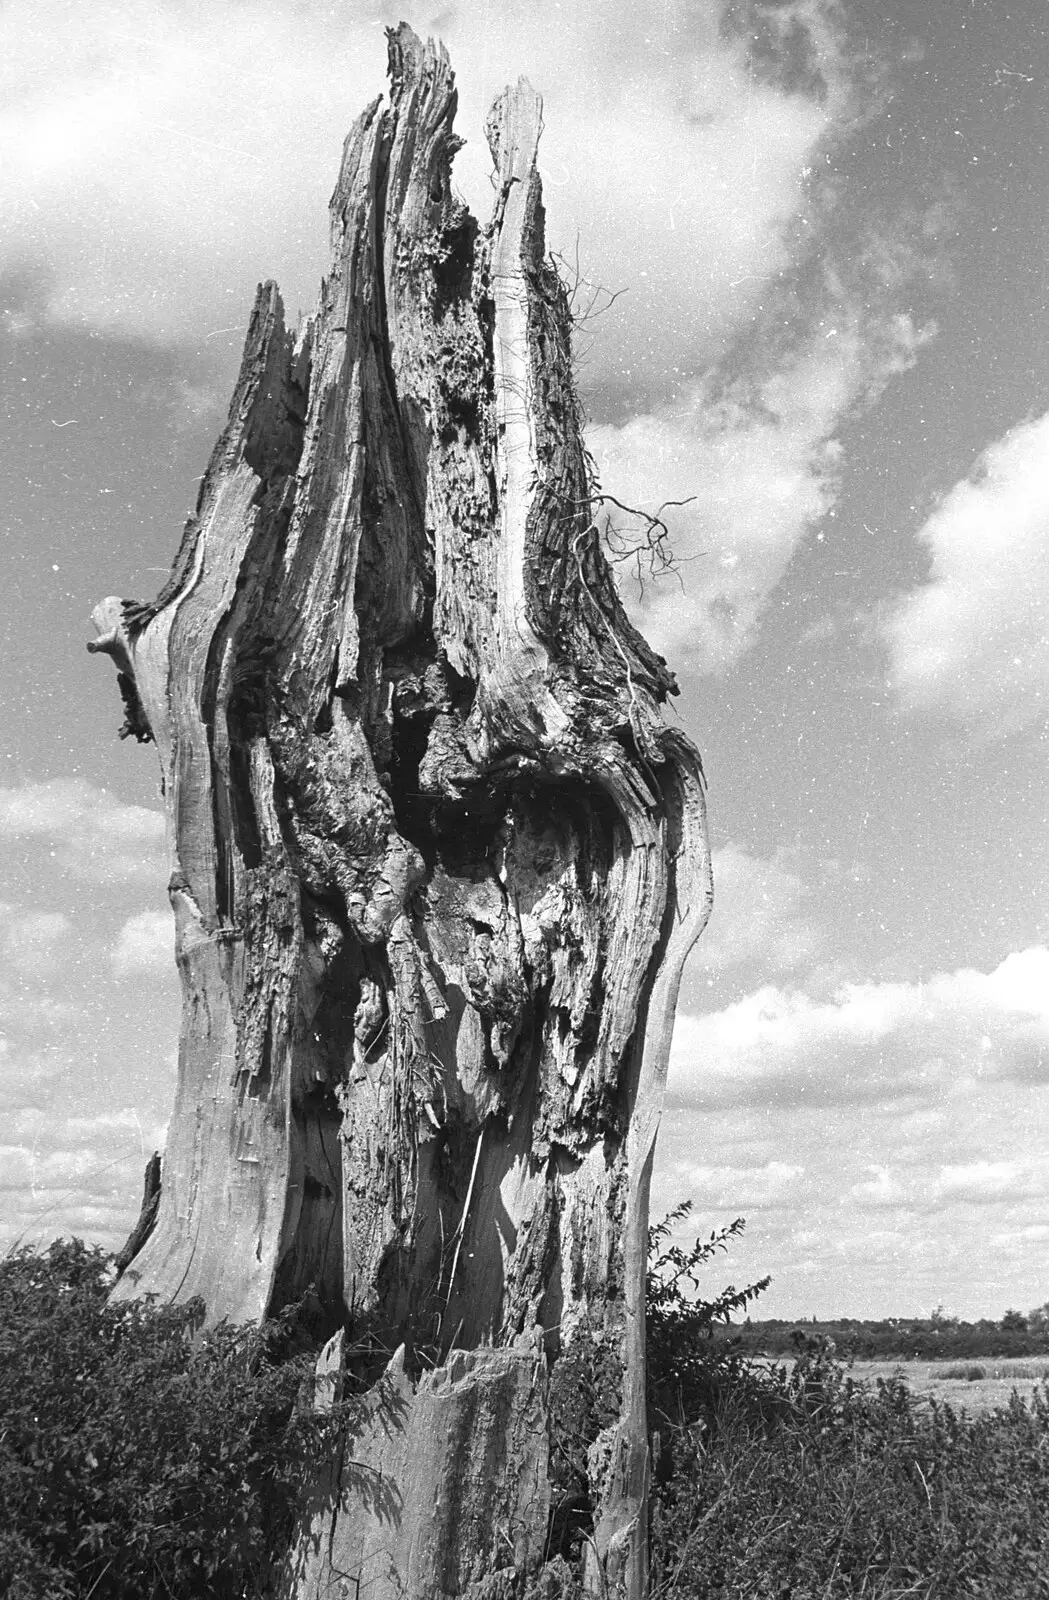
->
[649,1347,1049,1598]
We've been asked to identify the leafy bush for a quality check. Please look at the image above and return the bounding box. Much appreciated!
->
[546,1313,623,1561]
[647,1206,771,1441]
[0,1239,343,1599]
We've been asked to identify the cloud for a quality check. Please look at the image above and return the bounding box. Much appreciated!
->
[848,1165,910,1209]
[593,309,933,671]
[111,910,174,977]
[0,779,165,884]
[679,1159,811,1212]
[0,886,179,1255]
[0,903,79,1046]
[843,1159,1041,1212]
[884,409,1049,740]
[680,844,825,1006]
[0,1106,165,1252]
[0,0,855,380]
[934,1161,1032,1204]
[0,903,71,980]
[654,947,1049,1319]
[652,1074,1049,1320]
[668,946,1049,1109]
[2,0,938,687]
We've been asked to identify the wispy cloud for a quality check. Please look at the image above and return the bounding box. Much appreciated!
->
[592,298,934,671]
[111,910,173,977]
[0,779,165,884]
[884,409,1049,741]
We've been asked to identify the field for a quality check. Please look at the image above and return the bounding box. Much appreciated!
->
[750,1353,1049,1414]
[851,1355,1049,1414]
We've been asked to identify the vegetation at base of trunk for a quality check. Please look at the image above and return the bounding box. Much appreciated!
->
[5,1223,1049,1599]
[0,1240,351,1600]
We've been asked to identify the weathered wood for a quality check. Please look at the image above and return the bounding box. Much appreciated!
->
[289,1340,550,1598]
[90,25,711,1597]
[113,1150,161,1277]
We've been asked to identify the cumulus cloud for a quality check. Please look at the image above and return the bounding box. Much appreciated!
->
[678,1158,811,1212]
[1,0,940,686]
[934,1161,1033,1204]
[653,948,1049,1318]
[0,779,165,884]
[884,409,1049,740]
[668,946,1049,1109]
[111,910,174,977]
[0,0,853,384]
[0,1107,166,1252]
[680,844,825,1005]
[843,1159,1042,1212]
[0,903,79,1044]
[653,1073,1049,1319]
[593,309,933,671]
[847,1165,910,1209]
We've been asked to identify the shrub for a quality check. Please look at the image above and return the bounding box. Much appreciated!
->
[646,1206,772,1440]
[0,1239,346,1599]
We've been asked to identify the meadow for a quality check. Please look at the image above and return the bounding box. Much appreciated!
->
[744,1355,1049,1416]
[852,1357,1049,1416]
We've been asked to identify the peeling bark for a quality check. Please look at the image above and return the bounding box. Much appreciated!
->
[90,26,711,1598]
[113,1150,162,1277]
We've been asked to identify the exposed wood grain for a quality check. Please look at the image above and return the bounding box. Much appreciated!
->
[92,25,711,1597]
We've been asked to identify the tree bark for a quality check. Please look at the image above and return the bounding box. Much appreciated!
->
[90,26,711,1597]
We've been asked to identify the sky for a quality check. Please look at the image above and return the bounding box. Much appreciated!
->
[1,0,1047,1321]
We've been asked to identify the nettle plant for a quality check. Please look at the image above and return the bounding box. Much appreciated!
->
[645,1206,772,1438]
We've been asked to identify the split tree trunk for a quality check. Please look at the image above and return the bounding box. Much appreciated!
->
[90,27,711,1598]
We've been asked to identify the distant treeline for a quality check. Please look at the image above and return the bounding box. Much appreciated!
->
[723,1313,1049,1361]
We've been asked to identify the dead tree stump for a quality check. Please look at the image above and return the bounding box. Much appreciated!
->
[90,26,711,1598]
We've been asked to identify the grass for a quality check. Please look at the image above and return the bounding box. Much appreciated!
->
[643,1213,1049,1597]
[650,1345,1049,1598]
